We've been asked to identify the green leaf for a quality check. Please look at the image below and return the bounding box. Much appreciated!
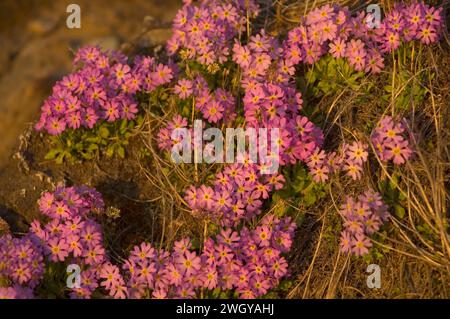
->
[279,280,293,291]
[45,149,61,160]
[105,146,115,158]
[98,126,110,139]
[120,119,128,131]
[117,146,125,159]
[304,192,317,206]
[55,152,66,164]
[85,137,101,144]
[394,204,405,219]
[211,288,221,298]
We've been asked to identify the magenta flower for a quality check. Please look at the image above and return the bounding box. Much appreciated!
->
[47,238,69,262]
[121,100,138,120]
[345,141,368,165]
[46,117,66,135]
[385,140,412,164]
[175,251,201,276]
[203,100,224,123]
[339,231,353,254]
[329,38,346,58]
[130,242,156,263]
[136,261,156,286]
[371,116,413,165]
[100,263,123,290]
[339,190,389,256]
[174,79,193,99]
[352,233,372,256]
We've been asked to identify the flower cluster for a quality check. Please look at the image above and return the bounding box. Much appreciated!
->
[306,148,337,183]
[184,161,286,227]
[35,46,174,135]
[0,234,44,293]
[174,76,237,124]
[0,185,295,299]
[165,2,443,229]
[167,0,259,65]
[0,285,34,299]
[159,84,323,227]
[20,0,445,299]
[0,185,107,299]
[158,2,442,228]
[341,141,369,180]
[306,141,369,183]
[339,189,389,256]
[371,116,413,165]
[378,2,444,48]
[32,186,107,299]
[242,83,324,165]
[32,186,105,264]
[100,214,295,299]
[283,2,444,74]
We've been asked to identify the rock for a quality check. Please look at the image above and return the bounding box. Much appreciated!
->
[27,17,57,36]
[138,28,172,48]
[0,46,9,76]
[89,36,120,51]
[143,15,155,28]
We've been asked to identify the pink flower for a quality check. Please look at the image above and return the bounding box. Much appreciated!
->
[100,263,123,291]
[385,140,412,164]
[130,242,156,263]
[136,261,157,286]
[203,100,224,123]
[345,141,368,165]
[83,244,105,265]
[329,38,346,58]
[233,43,251,68]
[175,251,201,276]
[343,161,363,180]
[174,79,193,99]
[197,185,215,210]
[351,233,372,256]
[67,235,83,257]
[47,237,69,262]
[103,101,120,122]
[121,101,138,120]
[153,64,173,85]
[339,231,353,254]
[417,26,438,44]
[365,50,384,74]
[254,226,271,247]
[203,267,218,290]
[46,117,66,135]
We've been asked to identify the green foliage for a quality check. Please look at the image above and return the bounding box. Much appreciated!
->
[45,117,143,164]
[35,262,67,298]
[382,43,429,111]
[377,174,407,219]
[208,287,233,299]
[383,69,428,111]
[261,279,294,299]
[306,56,365,96]
[363,230,390,263]
[145,86,170,114]
[182,59,238,92]
[363,247,385,263]
[0,275,9,288]
[276,164,326,207]
[323,216,342,248]
[270,164,325,228]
